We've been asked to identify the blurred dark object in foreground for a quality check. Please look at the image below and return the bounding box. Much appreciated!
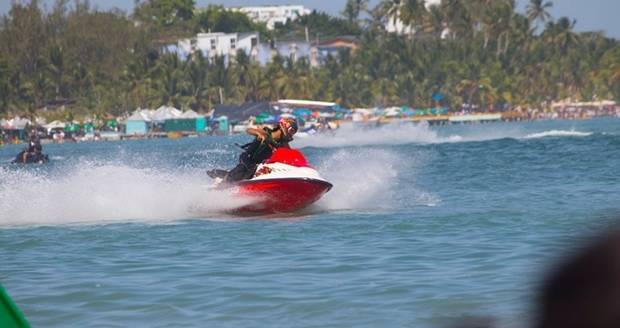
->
[536,229,620,328]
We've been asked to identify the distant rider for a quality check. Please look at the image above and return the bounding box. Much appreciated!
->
[208,117,298,183]
[22,135,42,163]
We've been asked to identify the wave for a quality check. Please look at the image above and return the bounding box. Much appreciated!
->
[0,164,252,227]
[0,148,439,226]
[315,148,440,211]
[523,130,593,139]
[294,122,595,148]
[294,122,460,148]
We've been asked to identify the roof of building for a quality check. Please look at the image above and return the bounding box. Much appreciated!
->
[213,101,275,122]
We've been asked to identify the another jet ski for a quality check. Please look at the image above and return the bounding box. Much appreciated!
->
[12,150,49,164]
[221,148,332,214]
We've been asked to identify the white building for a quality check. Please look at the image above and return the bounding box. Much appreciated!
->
[385,0,445,36]
[178,32,260,61]
[231,5,311,30]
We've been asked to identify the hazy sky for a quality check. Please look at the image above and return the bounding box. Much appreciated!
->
[1,0,619,39]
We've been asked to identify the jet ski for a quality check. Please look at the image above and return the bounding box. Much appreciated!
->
[12,151,49,164]
[221,148,332,214]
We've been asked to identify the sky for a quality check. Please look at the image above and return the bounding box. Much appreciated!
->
[1,0,619,39]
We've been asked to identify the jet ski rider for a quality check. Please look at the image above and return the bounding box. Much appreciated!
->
[22,135,43,163]
[208,117,299,183]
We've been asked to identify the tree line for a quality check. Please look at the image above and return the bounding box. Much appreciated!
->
[0,0,619,119]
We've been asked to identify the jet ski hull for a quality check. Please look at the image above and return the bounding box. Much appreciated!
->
[235,177,332,214]
[12,151,49,164]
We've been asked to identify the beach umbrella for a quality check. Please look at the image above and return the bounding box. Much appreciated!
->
[255,112,277,124]
[84,122,95,133]
[64,122,80,132]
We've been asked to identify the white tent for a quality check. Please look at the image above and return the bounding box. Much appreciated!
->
[383,107,401,117]
[35,117,47,125]
[44,120,66,129]
[152,105,182,121]
[180,109,200,119]
[127,110,152,122]
[7,117,31,129]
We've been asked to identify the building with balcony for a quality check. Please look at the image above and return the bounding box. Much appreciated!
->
[177,32,260,62]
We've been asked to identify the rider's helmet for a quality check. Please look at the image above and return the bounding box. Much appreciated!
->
[278,117,298,137]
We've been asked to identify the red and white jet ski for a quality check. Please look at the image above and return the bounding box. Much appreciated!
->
[230,148,332,214]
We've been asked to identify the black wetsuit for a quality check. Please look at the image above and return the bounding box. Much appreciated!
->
[209,127,291,183]
[14,140,47,164]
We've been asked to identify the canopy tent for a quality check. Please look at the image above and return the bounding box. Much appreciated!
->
[126,110,152,122]
[44,120,66,130]
[106,120,118,129]
[165,110,206,132]
[213,102,275,122]
[180,110,201,119]
[64,122,80,132]
[126,111,150,135]
[152,105,182,122]
[84,122,95,133]
[4,117,32,129]
[383,107,402,117]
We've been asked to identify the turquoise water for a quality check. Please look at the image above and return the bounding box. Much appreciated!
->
[1,119,619,327]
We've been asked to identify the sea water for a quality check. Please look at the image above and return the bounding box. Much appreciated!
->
[1,118,619,327]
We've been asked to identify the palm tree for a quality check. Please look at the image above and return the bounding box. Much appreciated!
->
[440,0,473,39]
[48,44,64,100]
[152,53,186,107]
[545,17,579,54]
[423,5,444,38]
[0,56,11,112]
[526,0,553,29]
[399,0,427,32]
[342,0,369,25]
[185,52,209,110]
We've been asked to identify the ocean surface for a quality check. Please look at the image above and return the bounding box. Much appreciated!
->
[1,118,619,327]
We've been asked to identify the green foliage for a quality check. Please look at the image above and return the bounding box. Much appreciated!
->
[0,0,619,118]
[193,5,269,37]
[273,11,362,40]
[135,0,195,27]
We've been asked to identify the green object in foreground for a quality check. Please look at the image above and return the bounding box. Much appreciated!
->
[0,284,30,328]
